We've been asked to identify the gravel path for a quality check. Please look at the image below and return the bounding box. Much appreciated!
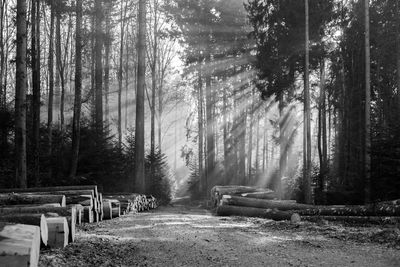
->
[40,204,400,267]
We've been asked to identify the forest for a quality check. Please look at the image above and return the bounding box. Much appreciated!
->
[0,0,399,206]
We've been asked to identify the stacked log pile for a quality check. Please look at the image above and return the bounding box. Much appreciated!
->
[213,185,400,224]
[0,186,158,266]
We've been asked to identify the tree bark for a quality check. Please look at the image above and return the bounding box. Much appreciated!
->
[69,0,83,178]
[135,0,147,193]
[303,0,312,204]
[0,216,46,249]
[364,0,371,204]
[216,205,300,222]
[31,0,41,186]
[0,194,66,207]
[104,1,111,132]
[198,66,205,195]
[15,0,27,188]
[205,63,214,192]
[118,0,126,150]
[150,0,158,156]
[47,3,55,179]
[0,223,41,267]
[221,195,314,211]
[94,0,104,136]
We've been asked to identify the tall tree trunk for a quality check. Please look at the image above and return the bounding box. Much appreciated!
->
[247,90,254,181]
[150,0,158,156]
[198,66,205,195]
[263,112,268,172]
[364,0,371,203]
[125,34,130,130]
[238,86,247,185]
[135,0,146,193]
[222,76,229,183]
[205,66,214,192]
[104,2,111,133]
[118,0,126,150]
[321,59,327,192]
[69,0,82,178]
[32,0,41,186]
[55,9,62,129]
[94,0,103,136]
[255,113,260,177]
[304,0,312,204]
[278,95,285,199]
[0,0,5,107]
[158,69,163,149]
[47,3,55,179]
[15,0,27,188]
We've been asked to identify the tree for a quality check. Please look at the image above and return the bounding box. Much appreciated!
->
[303,0,312,204]
[69,0,83,178]
[47,1,55,179]
[135,0,146,193]
[364,0,371,203]
[94,0,104,136]
[15,0,28,188]
[31,0,41,186]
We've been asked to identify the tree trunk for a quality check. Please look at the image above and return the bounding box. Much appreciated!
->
[0,194,66,207]
[15,0,27,188]
[302,215,400,225]
[0,223,41,267]
[69,0,83,178]
[278,95,285,198]
[318,59,327,194]
[31,0,41,186]
[95,0,103,136]
[150,0,158,156]
[364,0,371,204]
[255,113,260,176]
[222,77,229,183]
[303,0,312,204]
[135,0,146,193]
[46,217,69,248]
[0,215,46,248]
[0,0,5,107]
[216,205,300,222]
[198,66,205,195]
[247,90,254,181]
[47,3,55,180]
[205,65,214,192]
[104,2,111,132]
[221,195,314,211]
[118,0,126,150]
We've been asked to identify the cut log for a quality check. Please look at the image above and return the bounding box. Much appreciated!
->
[0,203,61,214]
[19,189,95,198]
[82,206,93,223]
[102,201,112,220]
[216,205,300,222]
[104,199,121,218]
[210,186,271,207]
[98,193,103,221]
[0,223,41,267]
[0,214,48,246]
[66,195,93,209]
[302,215,400,225]
[241,191,279,200]
[221,195,313,211]
[46,217,69,248]
[0,193,66,207]
[112,206,120,218]
[0,185,98,198]
[68,204,83,225]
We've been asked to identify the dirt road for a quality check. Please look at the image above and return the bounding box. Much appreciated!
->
[40,204,400,267]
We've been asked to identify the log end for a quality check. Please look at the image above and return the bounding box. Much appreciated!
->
[290,213,301,224]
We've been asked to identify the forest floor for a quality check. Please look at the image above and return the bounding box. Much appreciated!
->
[39,200,400,267]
